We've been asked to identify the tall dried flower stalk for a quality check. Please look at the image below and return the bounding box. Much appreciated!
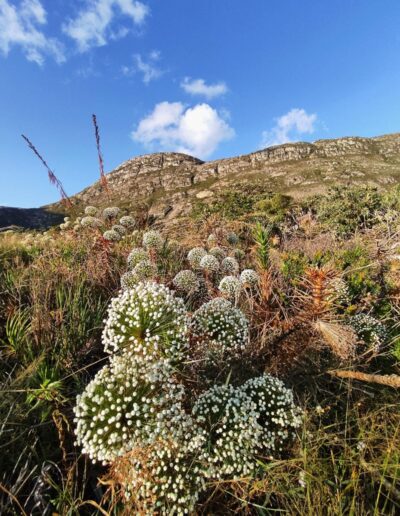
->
[92,114,110,196]
[21,134,72,208]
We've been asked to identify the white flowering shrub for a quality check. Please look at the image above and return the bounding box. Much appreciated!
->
[173,270,200,294]
[102,282,189,362]
[349,313,388,352]
[240,269,260,288]
[81,216,103,228]
[120,215,136,229]
[103,229,121,242]
[209,247,226,261]
[190,298,248,352]
[85,206,98,216]
[112,224,127,237]
[187,247,207,269]
[219,276,241,300]
[143,230,164,251]
[193,375,302,479]
[74,354,190,464]
[127,247,149,269]
[103,207,121,220]
[221,257,239,275]
[199,254,220,273]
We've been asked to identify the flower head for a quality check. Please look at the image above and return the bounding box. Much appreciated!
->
[173,270,200,294]
[119,216,136,229]
[221,257,239,275]
[102,282,189,362]
[142,230,164,251]
[103,229,122,242]
[218,276,241,300]
[85,206,98,216]
[199,254,220,273]
[190,298,248,352]
[187,247,207,269]
[240,269,260,288]
[103,207,121,220]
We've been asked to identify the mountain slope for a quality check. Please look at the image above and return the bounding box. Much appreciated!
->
[2,133,400,229]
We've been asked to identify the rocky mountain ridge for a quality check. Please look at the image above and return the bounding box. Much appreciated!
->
[1,133,400,229]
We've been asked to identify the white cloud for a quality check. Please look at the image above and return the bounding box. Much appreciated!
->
[63,0,149,52]
[0,0,65,65]
[132,101,234,159]
[261,108,317,147]
[122,51,163,83]
[181,77,228,99]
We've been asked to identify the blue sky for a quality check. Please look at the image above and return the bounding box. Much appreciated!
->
[1,0,400,207]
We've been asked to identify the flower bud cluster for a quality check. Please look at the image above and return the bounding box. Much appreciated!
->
[127,247,149,269]
[143,230,164,251]
[84,206,98,216]
[173,270,200,294]
[218,276,242,300]
[103,207,121,220]
[119,215,136,229]
[81,216,103,228]
[221,257,240,275]
[102,282,189,361]
[199,254,220,273]
[240,269,260,288]
[349,313,388,352]
[193,375,302,479]
[103,229,122,242]
[187,247,207,269]
[190,298,249,352]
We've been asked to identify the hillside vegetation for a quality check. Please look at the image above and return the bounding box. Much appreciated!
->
[1,184,400,515]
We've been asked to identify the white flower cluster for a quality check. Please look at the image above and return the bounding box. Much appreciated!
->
[75,277,302,513]
[81,216,103,228]
[240,269,260,288]
[193,374,301,479]
[218,276,241,300]
[115,431,206,515]
[190,298,249,352]
[127,247,149,269]
[187,247,207,269]
[143,230,164,251]
[74,355,188,464]
[112,224,126,237]
[119,215,136,229]
[103,207,121,220]
[221,257,239,275]
[103,229,121,242]
[102,282,189,362]
[199,254,220,273]
[85,206,98,216]
[173,270,200,294]
[349,313,388,352]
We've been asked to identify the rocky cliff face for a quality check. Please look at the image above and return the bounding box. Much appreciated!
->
[66,133,400,221]
[2,133,400,229]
